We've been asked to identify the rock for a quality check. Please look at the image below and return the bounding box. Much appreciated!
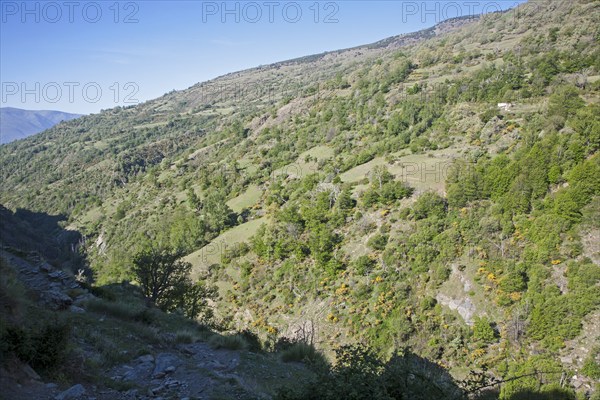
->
[164,377,180,387]
[209,360,226,370]
[69,305,85,313]
[226,358,239,371]
[152,353,181,377]
[480,117,504,143]
[48,271,64,279]
[122,365,151,381]
[40,290,72,310]
[46,383,58,389]
[165,366,176,373]
[23,269,37,276]
[560,356,573,364]
[54,384,85,400]
[137,354,154,363]
[149,384,164,395]
[39,262,53,272]
[73,293,95,305]
[436,293,476,325]
[117,353,155,381]
[21,364,41,380]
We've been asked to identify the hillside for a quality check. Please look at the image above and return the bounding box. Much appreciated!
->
[1,0,600,399]
[0,248,319,400]
[0,107,82,144]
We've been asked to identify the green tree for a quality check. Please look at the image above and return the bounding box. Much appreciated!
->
[500,356,573,400]
[569,104,600,155]
[473,316,496,343]
[167,281,218,322]
[354,255,376,275]
[309,225,341,269]
[203,191,234,233]
[336,188,355,211]
[370,165,394,189]
[387,112,409,138]
[132,246,214,319]
[367,234,388,251]
[553,189,583,223]
[413,192,447,220]
[133,246,190,305]
[361,188,381,208]
[187,188,202,212]
[548,85,584,120]
[169,208,206,251]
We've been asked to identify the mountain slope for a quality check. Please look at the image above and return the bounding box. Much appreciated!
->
[1,1,599,398]
[0,107,82,144]
[0,248,319,400]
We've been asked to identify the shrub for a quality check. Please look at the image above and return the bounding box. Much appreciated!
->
[473,317,497,343]
[274,336,296,352]
[420,296,437,311]
[0,257,28,317]
[275,345,464,400]
[79,283,117,301]
[86,298,147,321]
[1,319,71,371]
[368,234,388,251]
[280,342,326,366]
[238,329,263,352]
[133,308,157,325]
[208,334,247,350]
[582,349,600,379]
[175,329,198,344]
[354,255,376,275]
[500,357,573,400]
[413,192,447,220]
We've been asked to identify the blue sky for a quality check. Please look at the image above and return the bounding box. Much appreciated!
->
[1,1,525,114]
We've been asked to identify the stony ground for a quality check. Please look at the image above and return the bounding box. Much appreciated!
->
[2,341,306,400]
[0,249,311,400]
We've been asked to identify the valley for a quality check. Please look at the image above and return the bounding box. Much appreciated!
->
[1,1,599,399]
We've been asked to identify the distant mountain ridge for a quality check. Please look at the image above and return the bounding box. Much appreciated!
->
[0,107,82,144]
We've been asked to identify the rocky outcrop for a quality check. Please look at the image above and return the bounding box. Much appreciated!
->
[436,264,484,326]
[54,384,85,400]
[40,289,73,310]
[1,249,90,311]
[436,293,477,325]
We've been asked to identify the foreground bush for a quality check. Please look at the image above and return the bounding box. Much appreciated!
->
[280,342,327,366]
[1,319,71,371]
[276,344,462,400]
[208,333,248,350]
